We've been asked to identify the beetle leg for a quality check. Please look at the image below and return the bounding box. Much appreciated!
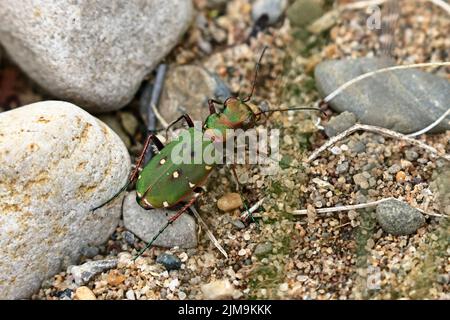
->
[91,134,164,212]
[230,164,241,192]
[129,134,164,182]
[208,99,223,115]
[165,113,195,137]
[133,196,198,260]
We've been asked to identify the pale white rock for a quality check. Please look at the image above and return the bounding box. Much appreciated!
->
[0,0,194,112]
[69,259,118,285]
[0,101,130,299]
[123,191,197,249]
[125,289,136,300]
[201,279,236,300]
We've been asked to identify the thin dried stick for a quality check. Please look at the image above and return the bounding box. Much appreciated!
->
[323,62,450,103]
[240,198,265,220]
[340,0,387,10]
[407,108,450,137]
[307,123,450,163]
[427,0,450,14]
[189,206,228,258]
[340,0,450,15]
[292,197,446,218]
[151,103,170,129]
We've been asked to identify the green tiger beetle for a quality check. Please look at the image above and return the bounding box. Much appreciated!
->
[93,47,321,259]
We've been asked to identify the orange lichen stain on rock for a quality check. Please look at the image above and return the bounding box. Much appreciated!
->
[27,143,40,152]
[36,116,50,124]
[51,223,68,237]
[0,203,21,212]
[101,123,109,136]
[78,184,97,196]
[33,7,42,18]
[77,161,87,171]
[16,212,32,231]
[23,171,49,190]
[79,123,92,142]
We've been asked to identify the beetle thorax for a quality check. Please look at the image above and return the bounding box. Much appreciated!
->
[204,97,256,142]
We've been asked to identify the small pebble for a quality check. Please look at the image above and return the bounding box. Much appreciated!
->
[201,279,235,300]
[396,171,406,183]
[217,193,243,211]
[126,289,136,300]
[156,253,182,271]
[279,283,289,292]
[232,219,246,229]
[353,173,369,189]
[74,286,96,300]
[178,291,187,300]
[254,242,273,257]
[122,231,135,245]
[107,272,126,286]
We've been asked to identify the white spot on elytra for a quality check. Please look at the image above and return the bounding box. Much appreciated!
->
[173,171,179,178]
[160,158,166,165]
[205,165,212,170]
[189,182,195,188]
[163,201,169,207]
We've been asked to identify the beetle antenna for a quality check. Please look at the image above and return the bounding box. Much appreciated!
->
[255,106,325,116]
[242,46,268,102]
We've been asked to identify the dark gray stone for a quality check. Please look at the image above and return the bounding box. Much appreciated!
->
[121,231,135,245]
[80,246,100,259]
[156,253,182,271]
[324,111,357,137]
[404,149,419,161]
[376,199,425,236]
[254,242,273,257]
[231,219,246,230]
[123,192,197,249]
[336,161,349,174]
[315,57,450,134]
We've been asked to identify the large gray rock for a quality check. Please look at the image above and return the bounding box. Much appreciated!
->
[158,65,231,124]
[324,111,357,137]
[376,199,425,236]
[315,57,450,134]
[0,0,194,112]
[0,101,130,299]
[123,191,197,249]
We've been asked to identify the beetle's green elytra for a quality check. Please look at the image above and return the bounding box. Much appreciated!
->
[135,127,214,209]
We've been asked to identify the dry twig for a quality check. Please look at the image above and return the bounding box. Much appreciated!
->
[292,197,446,218]
[407,108,450,137]
[189,206,228,258]
[306,123,450,163]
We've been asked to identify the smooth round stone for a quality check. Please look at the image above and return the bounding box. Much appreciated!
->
[0,0,194,112]
[123,191,197,249]
[158,65,231,124]
[376,199,425,236]
[0,101,130,299]
[156,253,182,271]
[315,57,450,134]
